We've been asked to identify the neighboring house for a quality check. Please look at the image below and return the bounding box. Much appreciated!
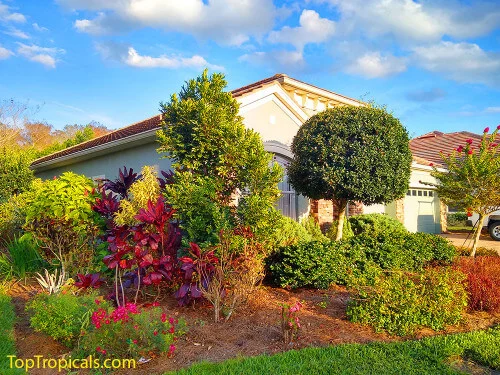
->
[30,74,443,234]
[409,130,499,233]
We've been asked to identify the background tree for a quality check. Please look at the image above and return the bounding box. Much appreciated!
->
[288,105,412,240]
[431,126,500,257]
[157,70,283,245]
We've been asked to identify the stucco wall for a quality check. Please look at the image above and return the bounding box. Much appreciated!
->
[36,142,172,181]
[240,99,300,146]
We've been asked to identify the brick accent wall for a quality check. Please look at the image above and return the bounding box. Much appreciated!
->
[311,199,364,231]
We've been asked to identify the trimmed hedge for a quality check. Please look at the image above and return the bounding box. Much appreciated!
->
[268,232,457,289]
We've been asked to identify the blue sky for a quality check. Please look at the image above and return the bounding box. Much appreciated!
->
[0,0,499,138]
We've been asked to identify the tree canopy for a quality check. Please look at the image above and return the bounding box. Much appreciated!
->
[431,126,500,256]
[288,105,412,240]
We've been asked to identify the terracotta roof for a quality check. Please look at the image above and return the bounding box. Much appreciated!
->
[231,74,285,97]
[31,115,163,166]
[409,131,483,165]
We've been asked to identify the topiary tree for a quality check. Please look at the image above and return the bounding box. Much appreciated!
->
[288,105,412,240]
[157,70,283,245]
[431,126,500,257]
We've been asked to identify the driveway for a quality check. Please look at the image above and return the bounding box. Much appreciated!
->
[440,232,500,254]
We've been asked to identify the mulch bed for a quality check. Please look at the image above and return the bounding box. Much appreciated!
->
[7,282,500,374]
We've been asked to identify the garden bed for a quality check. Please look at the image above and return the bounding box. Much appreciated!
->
[7,281,500,374]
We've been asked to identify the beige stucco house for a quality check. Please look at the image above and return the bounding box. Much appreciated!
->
[31,74,444,234]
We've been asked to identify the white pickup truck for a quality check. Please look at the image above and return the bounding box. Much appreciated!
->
[487,215,500,240]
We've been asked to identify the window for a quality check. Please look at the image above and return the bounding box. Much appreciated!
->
[274,154,297,220]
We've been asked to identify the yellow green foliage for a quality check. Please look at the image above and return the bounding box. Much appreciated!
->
[114,166,160,226]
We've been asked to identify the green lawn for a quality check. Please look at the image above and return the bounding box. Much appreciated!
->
[169,327,500,375]
[0,292,24,374]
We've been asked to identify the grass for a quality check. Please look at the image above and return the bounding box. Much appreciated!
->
[446,226,474,233]
[0,235,45,280]
[169,327,500,375]
[0,291,24,374]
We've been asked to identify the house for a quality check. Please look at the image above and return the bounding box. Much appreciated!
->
[30,74,444,234]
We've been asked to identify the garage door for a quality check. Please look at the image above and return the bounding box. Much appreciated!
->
[404,189,440,234]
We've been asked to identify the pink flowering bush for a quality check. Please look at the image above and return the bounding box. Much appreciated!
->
[280,301,302,344]
[80,303,187,359]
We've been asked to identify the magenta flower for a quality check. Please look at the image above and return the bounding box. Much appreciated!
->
[465,138,473,144]
[484,127,490,133]
[468,149,474,155]
[456,145,463,153]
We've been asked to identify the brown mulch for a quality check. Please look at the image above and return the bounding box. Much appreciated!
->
[7,282,500,375]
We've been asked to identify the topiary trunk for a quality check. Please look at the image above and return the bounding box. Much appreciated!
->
[335,199,348,241]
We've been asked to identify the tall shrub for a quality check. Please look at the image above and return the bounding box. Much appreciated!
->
[157,70,283,245]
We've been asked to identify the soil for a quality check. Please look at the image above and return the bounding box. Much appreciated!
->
[8,282,500,375]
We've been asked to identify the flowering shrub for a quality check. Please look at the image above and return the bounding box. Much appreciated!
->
[280,301,302,344]
[80,303,186,359]
[454,256,500,312]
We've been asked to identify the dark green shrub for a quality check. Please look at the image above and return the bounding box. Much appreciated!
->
[347,268,467,335]
[299,216,328,241]
[26,293,109,347]
[348,214,407,237]
[325,219,354,241]
[447,212,468,226]
[267,241,347,289]
[268,232,457,289]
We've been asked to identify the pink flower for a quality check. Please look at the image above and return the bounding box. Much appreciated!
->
[169,344,176,352]
[96,346,101,352]
[169,326,175,334]
[468,149,474,155]
[465,138,473,144]
[161,313,167,323]
[153,331,158,336]
[497,124,500,130]
[169,317,175,325]
[456,145,463,153]
[102,350,107,355]
[95,299,100,305]
[133,340,138,344]
[152,302,160,307]
[484,127,490,133]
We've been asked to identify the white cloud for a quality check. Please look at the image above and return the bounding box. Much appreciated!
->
[412,41,500,86]
[64,0,277,46]
[16,43,66,68]
[125,47,223,70]
[485,107,500,113]
[32,23,49,32]
[0,2,26,23]
[239,50,304,70]
[345,51,407,78]
[268,10,335,51]
[96,42,223,70]
[0,45,13,59]
[4,27,30,39]
[322,0,500,43]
